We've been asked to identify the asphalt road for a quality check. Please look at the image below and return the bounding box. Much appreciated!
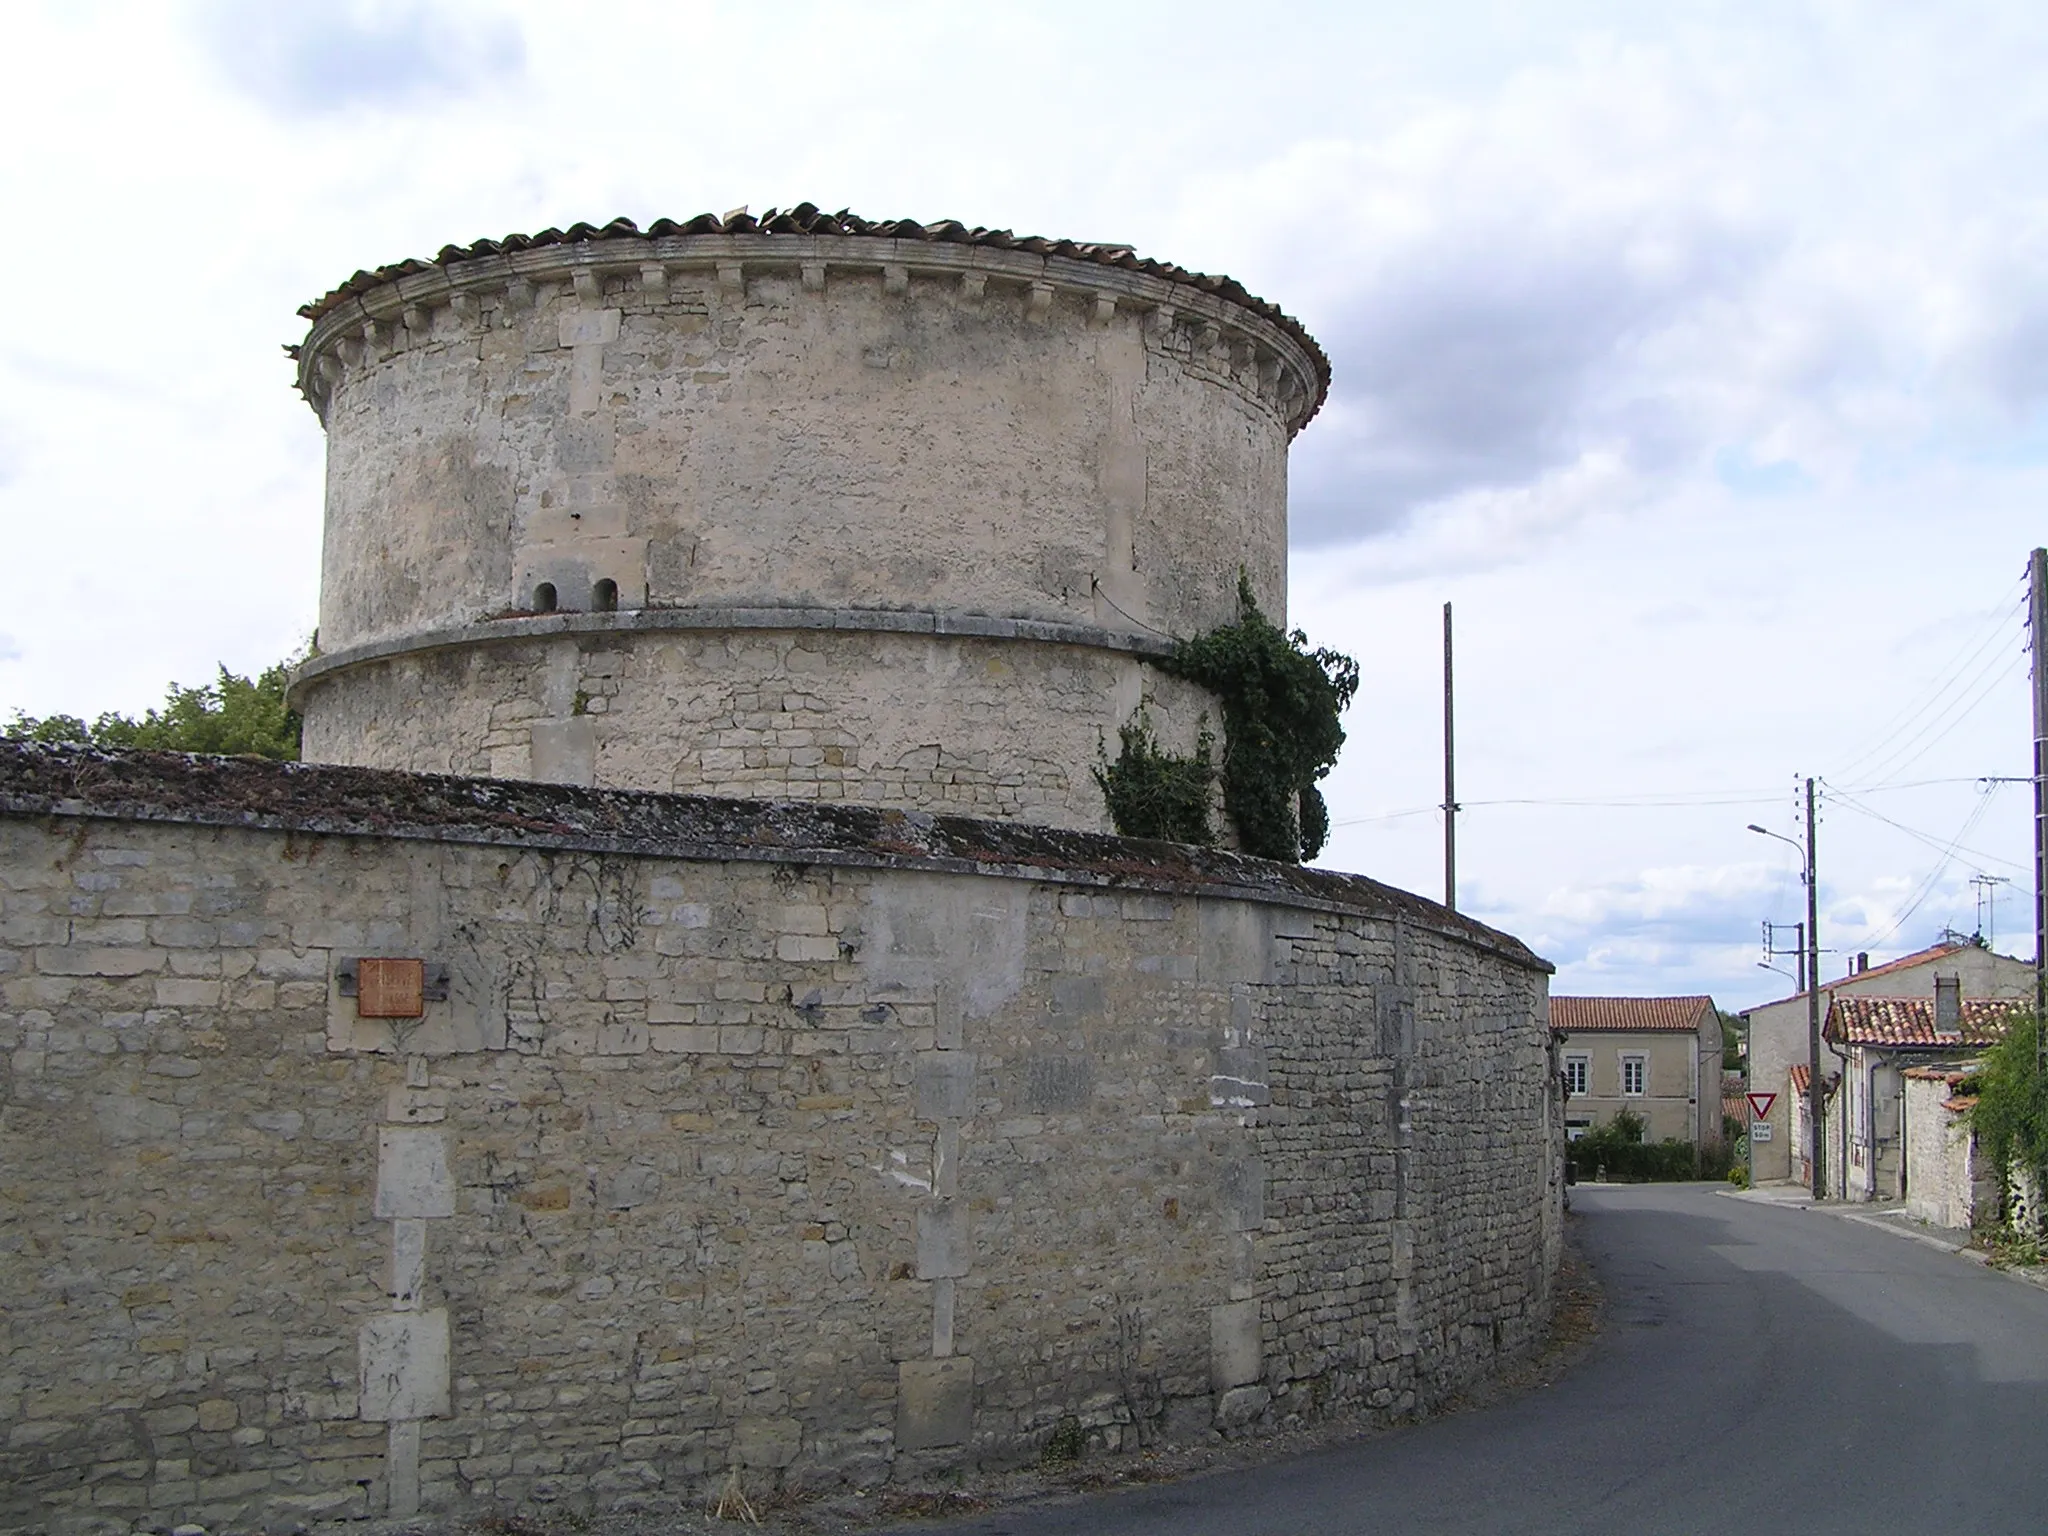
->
[886,1185,2048,1535]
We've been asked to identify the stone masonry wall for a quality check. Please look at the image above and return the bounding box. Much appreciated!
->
[0,751,1558,1534]
[303,244,1301,657]
[298,627,1216,837]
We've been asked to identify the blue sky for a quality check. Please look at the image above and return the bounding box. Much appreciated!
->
[2,0,2044,1008]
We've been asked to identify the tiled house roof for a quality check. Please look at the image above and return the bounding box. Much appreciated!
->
[1551,995,1715,1033]
[1745,941,1975,1012]
[1824,995,2022,1048]
[1790,1063,1838,1099]
[1903,1066,1979,1113]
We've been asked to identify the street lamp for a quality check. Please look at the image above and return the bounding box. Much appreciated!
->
[1749,786,1824,1199]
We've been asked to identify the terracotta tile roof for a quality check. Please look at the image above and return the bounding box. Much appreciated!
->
[298,204,1330,425]
[1824,995,2022,1048]
[1789,1064,1839,1099]
[1744,941,1975,1012]
[1901,1067,1982,1113]
[1550,995,1715,1033]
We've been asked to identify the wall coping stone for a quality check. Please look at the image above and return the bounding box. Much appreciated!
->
[0,742,1551,974]
[289,604,1177,704]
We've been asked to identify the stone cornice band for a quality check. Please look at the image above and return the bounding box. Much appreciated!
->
[293,234,1327,436]
[289,604,1179,709]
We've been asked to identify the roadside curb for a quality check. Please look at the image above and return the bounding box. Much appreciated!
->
[1833,1209,1971,1255]
[1717,1188,2048,1288]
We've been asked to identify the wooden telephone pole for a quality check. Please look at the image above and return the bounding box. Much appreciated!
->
[1804,776,1824,1201]
[1443,602,1458,911]
[2031,548,2047,1039]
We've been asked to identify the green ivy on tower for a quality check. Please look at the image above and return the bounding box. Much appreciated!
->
[1097,574,1358,863]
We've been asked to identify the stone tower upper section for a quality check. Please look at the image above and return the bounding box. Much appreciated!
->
[288,206,1329,830]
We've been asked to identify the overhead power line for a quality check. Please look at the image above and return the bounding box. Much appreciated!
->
[1845,782,2006,950]
[1826,780,2028,875]
[1830,578,2028,782]
[1845,648,2027,788]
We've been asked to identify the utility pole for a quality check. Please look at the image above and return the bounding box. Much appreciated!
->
[1805,775,1824,1201]
[1443,601,1458,911]
[2031,547,2047,1039]
[1763,920,1806,993]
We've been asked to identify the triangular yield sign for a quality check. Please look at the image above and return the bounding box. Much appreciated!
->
[1747,1092,1777,1120]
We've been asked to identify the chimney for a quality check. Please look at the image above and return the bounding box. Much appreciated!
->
[1934,975,1962,1039]
[1856,952,1869,973]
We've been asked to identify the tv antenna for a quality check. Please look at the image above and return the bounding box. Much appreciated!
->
[1972,873,2011,951]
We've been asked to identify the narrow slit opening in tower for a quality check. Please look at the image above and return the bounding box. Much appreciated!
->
[533,582,557,613]
[593,578,618,613]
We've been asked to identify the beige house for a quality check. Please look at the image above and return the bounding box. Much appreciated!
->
[1742,940,2034,1185]
[1822,988,2022,1202]
[1551,995,1722,1146]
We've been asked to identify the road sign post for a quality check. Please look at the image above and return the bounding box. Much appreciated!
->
[1744,1093,1776,1187]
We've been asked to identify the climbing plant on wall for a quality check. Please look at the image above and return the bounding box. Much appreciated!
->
[1095,575,1358,863]
[1168,574,1358,863]
[1093,712,1216,845]
[1966,1014,2048,1225]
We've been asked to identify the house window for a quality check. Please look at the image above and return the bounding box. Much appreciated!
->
[1563,1055,1589,1096]
[1620,1054,1646,1097]
[1566,1118,1591,1142]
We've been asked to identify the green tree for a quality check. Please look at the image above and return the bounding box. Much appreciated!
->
[4,657,303,760]
[1720,1009,1747,1071]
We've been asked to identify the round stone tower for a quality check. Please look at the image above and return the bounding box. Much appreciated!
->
[289,206,1328,831]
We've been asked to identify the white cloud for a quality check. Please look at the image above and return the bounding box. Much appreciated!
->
[188,0,525,116]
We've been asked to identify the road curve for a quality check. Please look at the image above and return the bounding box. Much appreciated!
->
[885,1185,2048,1535]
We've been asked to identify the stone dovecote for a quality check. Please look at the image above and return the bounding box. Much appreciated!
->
[288,208,1324,833]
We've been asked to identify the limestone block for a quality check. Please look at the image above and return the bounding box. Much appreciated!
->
[1209,1300,1262,1390]
[1212,1043,1270,1108]
[375,1128,455,1219]
[1021,1054,1092,1112]
[730,1415,802,1468]
[604,1164,661,1209]
[915,1052,975,1122]
[650,1024,720,1053]
[1197,900,1276,986]
[36,947,164,977]
[596,1017,649,1054]
[530,718,596,786]
[1221,1157,1265,1231]
[1214,1383,1269,1428]
[391,1219,426,1308]
[558,308,622,348]
[916,1201,970,1279]
[1049,976,1105,1017]
[358,1309,450,1421]
[896,1358,973,1451]
[92,1094,181,1142]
